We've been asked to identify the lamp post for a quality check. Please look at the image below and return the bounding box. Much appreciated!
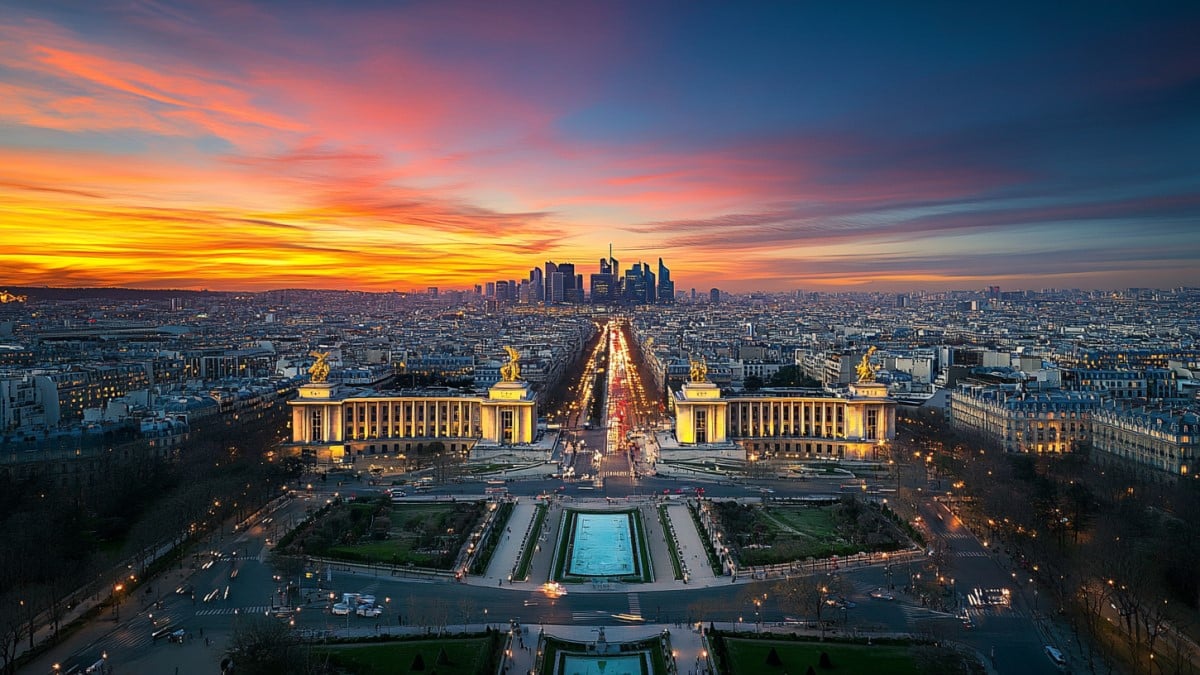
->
[113,583,124,621]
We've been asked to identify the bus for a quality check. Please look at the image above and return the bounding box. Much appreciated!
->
[485,486,508,496]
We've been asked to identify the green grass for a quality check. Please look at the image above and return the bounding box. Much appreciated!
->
[718,501,906,566]
[317,636,497,675]
[722,638,922,675]
[322,502,485,569]
[767,506,839,539]
[658,505,684,580]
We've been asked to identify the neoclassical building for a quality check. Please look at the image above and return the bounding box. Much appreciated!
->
[1091,406,1199,476]
[289,375,536,465]
[949,384,1102,454]
[673,377,896,461]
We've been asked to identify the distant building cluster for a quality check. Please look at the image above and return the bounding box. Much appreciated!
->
[478,247,676,307]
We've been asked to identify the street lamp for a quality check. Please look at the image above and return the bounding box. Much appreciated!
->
[113,583,125,621]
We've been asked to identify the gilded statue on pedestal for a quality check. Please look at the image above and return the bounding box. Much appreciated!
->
[308,351,331,383]
[500,346,521,382]
[855,346,878,383]
[689,356,708,383]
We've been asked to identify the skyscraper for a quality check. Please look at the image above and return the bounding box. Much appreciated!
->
[591,258,616,304]
[657,258,674,304]
[530,267,544,302]
[544,262,558,304]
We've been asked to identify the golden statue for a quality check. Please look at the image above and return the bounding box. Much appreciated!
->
[308,351,331,383]
[855,346,878,383]
[500,346,521,382]
[689,356,708,383]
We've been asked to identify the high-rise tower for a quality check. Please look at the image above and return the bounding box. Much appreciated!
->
[657,257,674,304]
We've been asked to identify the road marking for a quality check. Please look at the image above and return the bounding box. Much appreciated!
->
[195,605,270,616]
[627,592,642,618]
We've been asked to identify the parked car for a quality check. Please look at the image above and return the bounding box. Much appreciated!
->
[357,604,384,617]
[330,603,351,615]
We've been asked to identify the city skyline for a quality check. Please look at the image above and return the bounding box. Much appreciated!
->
[2,2,1199,293]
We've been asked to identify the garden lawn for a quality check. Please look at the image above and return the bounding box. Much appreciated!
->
[325,502,482,568]
[768,506,839,540]
[318,637,494,675]
[724,639,921,675]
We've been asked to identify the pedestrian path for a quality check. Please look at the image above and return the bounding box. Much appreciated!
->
[955,550,988,558]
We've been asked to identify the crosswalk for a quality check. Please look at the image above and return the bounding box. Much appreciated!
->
[196,605,271,616]
[627,592,642,618]
[897,604,956,621]
[102,625,155,651]
[954,550,989,558]
[602,470,633,478]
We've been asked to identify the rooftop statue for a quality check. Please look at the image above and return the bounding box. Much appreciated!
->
[500,346,522,382]
[689,356,708,383]
[308,351,331,383]
[856,346,879,383]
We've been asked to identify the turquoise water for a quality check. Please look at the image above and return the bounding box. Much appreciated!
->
[568,512,635,576]
[560,654,644,675]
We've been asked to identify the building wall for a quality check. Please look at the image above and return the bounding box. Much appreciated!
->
[673,384,895,460]
[289,382,537,463]
[949,385,1101,453]
[1092,407,1200,476]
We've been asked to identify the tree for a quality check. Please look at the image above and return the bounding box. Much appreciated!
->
[226,615,308,675]
[743,375,764,391]
[769,366,821,388]
[771,576,827,636]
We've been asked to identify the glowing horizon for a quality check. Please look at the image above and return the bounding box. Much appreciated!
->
[2,2,1198,293]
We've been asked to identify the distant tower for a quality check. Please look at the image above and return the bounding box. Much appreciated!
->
[657,258,674,304]
[530,267,544,302]
[710,288,720,304]
[545,261,559,304]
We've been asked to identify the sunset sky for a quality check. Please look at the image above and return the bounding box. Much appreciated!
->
[2,1,1198,293]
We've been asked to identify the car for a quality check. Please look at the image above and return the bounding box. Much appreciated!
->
[869,589,895,600]
[356,604,384,617]
[1045,645,1067,669]
[330,603,351,615]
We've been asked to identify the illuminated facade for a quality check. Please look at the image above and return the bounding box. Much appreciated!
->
[674,381,896,460]
[1092,406,1200,476]
[949,384,1102,453]
[288,379,536,464]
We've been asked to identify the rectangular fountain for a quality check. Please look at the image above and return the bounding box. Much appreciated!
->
[567,512,636,577]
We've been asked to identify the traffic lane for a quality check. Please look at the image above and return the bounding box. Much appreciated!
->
[970,614,1064,675]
